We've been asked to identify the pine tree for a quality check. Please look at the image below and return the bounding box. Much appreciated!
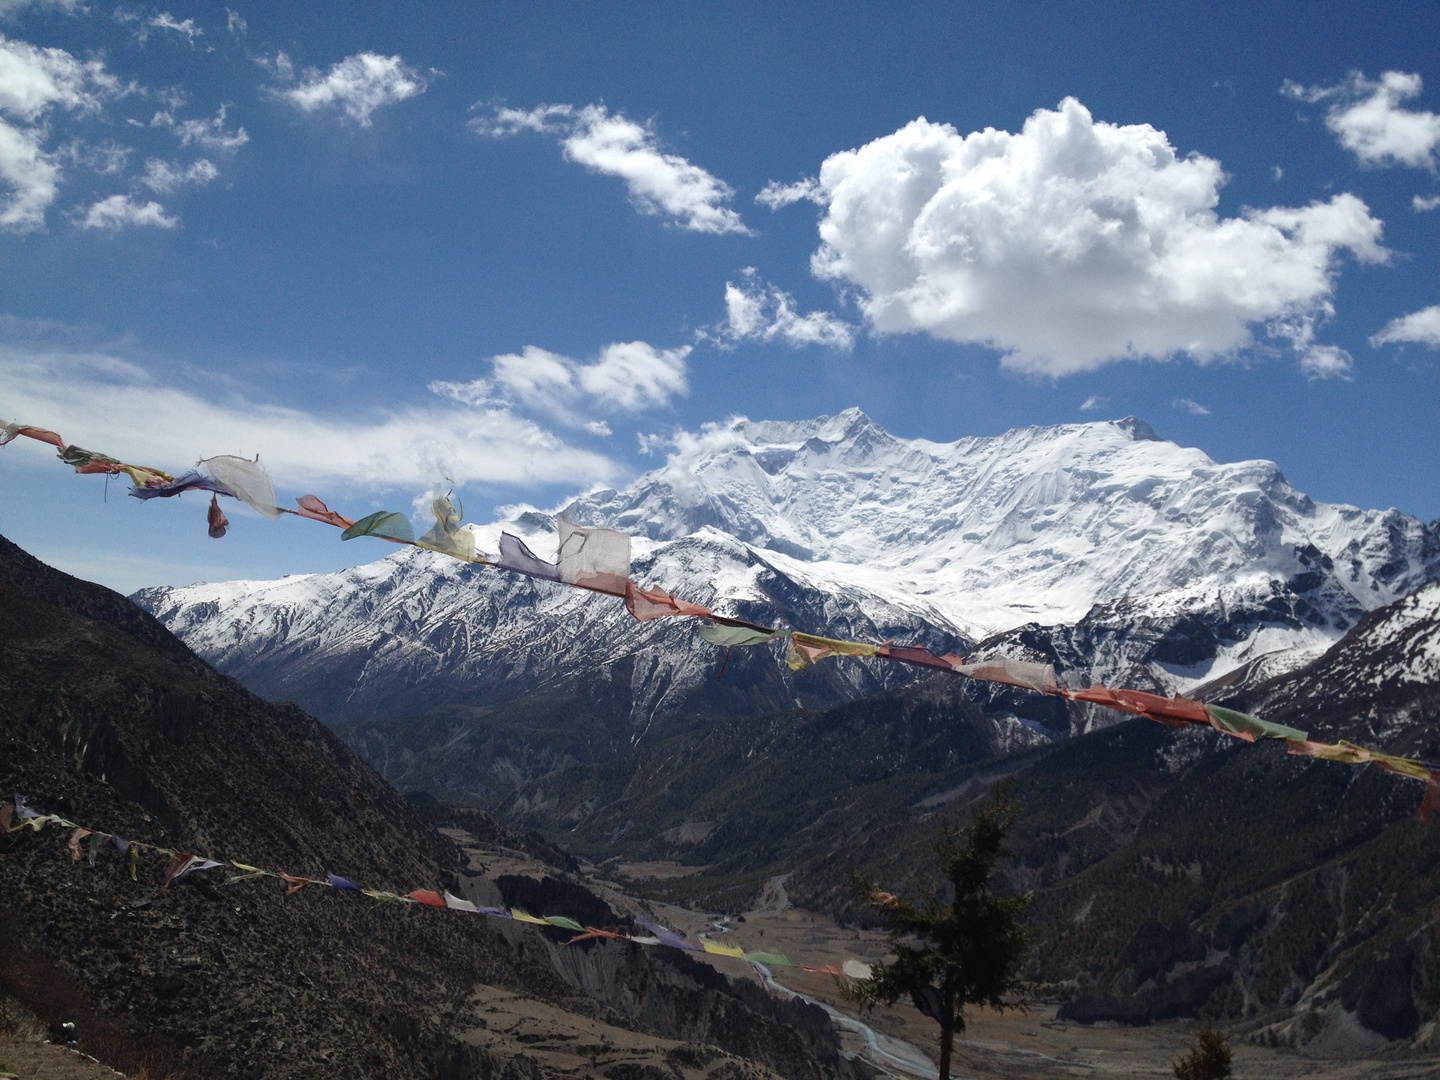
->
[1172,1028,1232,1080]
[844,783,1032,1080]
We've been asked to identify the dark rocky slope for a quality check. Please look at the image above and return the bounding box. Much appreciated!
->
[0,534,860,1080]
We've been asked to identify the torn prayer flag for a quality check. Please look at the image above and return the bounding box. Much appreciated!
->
[342,511,415,544]
[786,632,878,671]
[68,827,94,862]
[557,518,630,595]
[207,494,229,539]
[443,890,478,912]
[162,853,222,889]
[199,455,282,519]
[0,422,64,447]
[546,915,587,932]
[635,916,699,951]
[625,582,712,622]
[699,623,783,648]
[294,495,356,530]
[417,494,477,562]
[1203,704,1308,743]
[128,470,232,501]
[497,532,560,580]
[952,656,1060,694]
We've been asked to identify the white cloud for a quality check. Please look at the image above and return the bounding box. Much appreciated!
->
[1078,394,1105,411]
[1371,305,1440,349]
[475,102,750,235]
[636,431,671,455]
[1271,165,1283,181]
[226,8,246,35]
[149,12,202,46]
[1172,397,1210,415]
[716,269,854,349]
[800,100,1387,376]
[139,156,217,193]
[756,177,824,209]
[1284,71,1440,170]
[281,52,426,126]
[80,193,177,230]
[61,138,130,174]
[430,341,690,430]
[0,32,119,231]
[1415,195,1440,212]
[0,0,84,14]
[152,104,249,152]
[0,344,621,490]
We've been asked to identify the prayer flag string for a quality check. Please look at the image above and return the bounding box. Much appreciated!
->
[3,419,1437,817]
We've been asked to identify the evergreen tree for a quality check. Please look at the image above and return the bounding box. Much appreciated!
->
[1172,1028,1232,1080]
[844,783,1032,1080]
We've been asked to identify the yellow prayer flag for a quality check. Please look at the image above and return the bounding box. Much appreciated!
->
[702,939,746,958]
[510,909,551,926]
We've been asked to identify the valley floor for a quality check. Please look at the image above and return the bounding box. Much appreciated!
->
[452,838,1440,1080]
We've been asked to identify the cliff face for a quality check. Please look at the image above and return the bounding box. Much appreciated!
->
[0,533,858,1080]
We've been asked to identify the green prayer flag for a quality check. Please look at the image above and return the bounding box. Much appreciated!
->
[342,510,415,544]
[699,623,781,648]
[1204,704,1308,742]
[743,950,793,966]
[545,915,587,932]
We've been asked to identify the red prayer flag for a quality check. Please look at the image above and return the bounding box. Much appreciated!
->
[294,494,357,530]
[408,889,446,907]
[624,581,712,622]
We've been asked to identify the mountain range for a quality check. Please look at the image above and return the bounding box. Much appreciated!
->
[133,411,1440,802]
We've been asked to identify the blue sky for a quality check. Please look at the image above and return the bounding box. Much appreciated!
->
[1,0,1438,592]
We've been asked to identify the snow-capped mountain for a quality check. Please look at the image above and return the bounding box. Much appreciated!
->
[134,410,1439,794]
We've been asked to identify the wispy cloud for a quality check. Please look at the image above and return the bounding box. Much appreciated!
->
[1078,395,1106,412]
[475,102,751,235]
[756,177,824,209]
[1172,397,1211,415]
[1415,194,1440,212]
[710,268,854,349]
[0,343,621,490]
[114,8,204,47]
[139,157,217,193]
[276,52,427,126]
[151,104,249,152]
[1284,71,1440,171]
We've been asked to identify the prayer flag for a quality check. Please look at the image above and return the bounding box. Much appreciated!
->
[842,959,873,980]
[786,632,878,671]
[0,801,12,833]
[557,518,630,595]
[478,906,511,918]
[294,495,356,530]
[409,890,447,907]
[199,455,282,519]
[634,916,699,951]
[342,511,415,544]
[281,873,312,893]
[0,422,64,447]
[699,623,782,647]
[327,874,361,891]
[417,494,478,562]
[443,890,478,912]
[128,470,231,501]
[876,644,954,671]
[953,656,1060,694]
[68,827,94,862]
[207,494,228,539]
[546,915,587,932]
[702,939,746,958]
[510,909,550,925]
[13,795,39,820]
[1204,704,1308,742]
[626,582,712,622]
[497,532,560,581]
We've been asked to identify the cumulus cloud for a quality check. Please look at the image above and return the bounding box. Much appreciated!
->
[429,341,690,430]
[0,32,119,231]
[79,193,177,230]
[1371,305,1440,349]
[1172,397,1211,415]
[1284,71,1440,170]
[714,268,854,349]
[151,104,249,152]
[280,52,427,126]
[786,99,1386,376]
[0,344,620,490]
[475,102,750,235]
[139,156,217,193]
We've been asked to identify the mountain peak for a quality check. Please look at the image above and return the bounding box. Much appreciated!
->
[1113,416,1161,442]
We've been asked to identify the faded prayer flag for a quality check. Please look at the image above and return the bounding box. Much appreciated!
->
[497,532,560,581]
[342,511,415,544]
[557,518,630,595]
